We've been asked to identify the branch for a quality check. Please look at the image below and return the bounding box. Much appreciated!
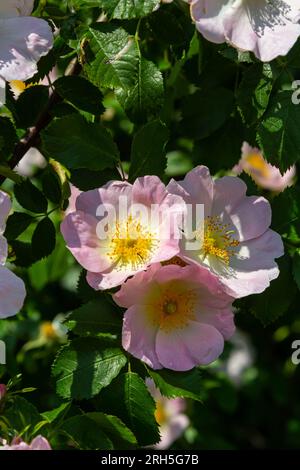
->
[0,60,81,185]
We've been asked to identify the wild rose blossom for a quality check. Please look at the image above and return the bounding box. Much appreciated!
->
[167,166,284,298]
[61,177,185,290]
[189,0,300,62]
[0,435,51,450]
[0,191,26,318]
[0,0,53,104]
[113,264,235,371]
[233,142,296,193]
[146,378,189,449]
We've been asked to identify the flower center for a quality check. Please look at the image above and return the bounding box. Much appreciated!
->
[199,216,239,265]
[245,152,270,178]
[155,400,167,426]
[108,215,157,271]
[146,283,196,332]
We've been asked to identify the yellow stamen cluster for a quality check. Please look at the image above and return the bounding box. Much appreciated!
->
[201,216,239,265]
[245,152,270,178]
[155,400,167,426]
[108,215,157,270]
[147,283,196,332]
[40,322,57,340]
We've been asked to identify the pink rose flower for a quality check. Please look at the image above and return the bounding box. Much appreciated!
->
[233,142,296,193]
[0,435,51,450]
[61,176,185,290]
[0,191,26,318]
[189,0,300,62]
[146,378,189,449]
[113,263,235,371]
[167,166,284,298]
[0,0,53,104]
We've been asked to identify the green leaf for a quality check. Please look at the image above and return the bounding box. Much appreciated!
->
[0,117,18,158]
[116,59,164,122]
[4,212,34,241]
[54,76,105,115]
[182,88,234,139]
[14,180,48,214]
[84,24,164,122]
[98,372,160,446]
[14,85,49,129]
[41,114,119,170]
[65,298,122,337]
[9,240,34,267]
[148,368,203,402]
[87,412,137,449]
[61,414,113,450]
[52,338,127,400]
[237,63,273,126]
[73,0,159,19]
[42,402,71,424]
[257,90,300,171]
[32,217,56,261]
[70,168,120,191]
[129,120,169,180]
[271,187,300,237]
[41,168,62,205]
[4,396,42,435]
[249,255,297,326]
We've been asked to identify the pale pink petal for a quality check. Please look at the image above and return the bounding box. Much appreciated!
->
[156,414,189,450]
[61,212,112,272]
[212,176,247,216]
[232,229,284,271]
[0,266,26,318]
[86,269,132,291]
[113,264,161,308]
[167,166,213,217]
[156,321,224,371]
[223,0,300,62]
[0,235,8,265]
[0,1,34,18]
[221,265,280,299]
[0,191,11,232]
[29,436,51,450]
[229,196,271,241]
[191,0,227,43]
[196,306,235,340]
[75,182,132,216]
[0,17,53,82]
[132,176,171,206]
[123,305,162,369]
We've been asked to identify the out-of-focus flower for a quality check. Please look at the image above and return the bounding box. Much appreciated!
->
[15,147,47,177]
[233,142,296,193]
[146,378,189,449]
[0,435,51,450]
[188,0,300,62]
[0,191,26,318]
[114,263,235,371]
[0,384,7,401]
[61,177,186,290]
[0,0,53,104]
[224,330,254,386]
[167,166,284,299]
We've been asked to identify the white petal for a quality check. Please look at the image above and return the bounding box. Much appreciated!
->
[0,17,53,82]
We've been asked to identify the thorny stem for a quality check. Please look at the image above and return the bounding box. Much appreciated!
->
[0,60,82,186]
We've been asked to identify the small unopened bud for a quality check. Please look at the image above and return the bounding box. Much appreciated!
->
[0,384,7,400]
